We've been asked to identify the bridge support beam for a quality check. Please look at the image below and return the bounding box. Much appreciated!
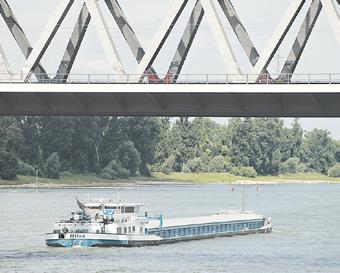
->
[0,84,340,117]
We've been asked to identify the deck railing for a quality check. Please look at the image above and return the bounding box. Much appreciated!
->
[0,73,340,84]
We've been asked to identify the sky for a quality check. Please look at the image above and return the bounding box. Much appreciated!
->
[0,0,339,139]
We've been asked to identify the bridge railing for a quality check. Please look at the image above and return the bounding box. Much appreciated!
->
[0,73,340,84]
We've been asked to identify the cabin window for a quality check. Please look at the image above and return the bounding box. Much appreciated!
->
[117,227,122,234]
[125,207,135,213]
[132,226,136,232]
[124,227,127,234]
[128,227,131,233]
[140,227,143,234]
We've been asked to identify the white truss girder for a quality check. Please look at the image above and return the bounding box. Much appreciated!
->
[0,0,339,83]
[85,0,126,77]
[22,0,74,80]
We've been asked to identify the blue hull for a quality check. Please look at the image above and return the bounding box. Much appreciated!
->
[46,239,129,247]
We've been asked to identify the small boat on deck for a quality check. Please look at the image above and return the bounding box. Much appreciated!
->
[46,198,272,247]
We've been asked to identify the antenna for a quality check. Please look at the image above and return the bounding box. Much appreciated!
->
[242,181,246,212]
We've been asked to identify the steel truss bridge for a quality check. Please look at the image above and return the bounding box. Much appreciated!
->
[1,0,340,116]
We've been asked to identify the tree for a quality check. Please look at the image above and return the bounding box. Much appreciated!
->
[39,117,75,171]
[44,153,61,179]
[280,157,300,174]
[0,117,23,180]
[208,155,225,172]
[0,152,19,180]
[123,117,162,176]
[301,129,336,174]
[118,141,141,176]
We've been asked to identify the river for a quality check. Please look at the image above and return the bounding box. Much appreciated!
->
[0,184,339,272]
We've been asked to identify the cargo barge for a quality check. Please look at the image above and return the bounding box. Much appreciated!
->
[46,198,272,247]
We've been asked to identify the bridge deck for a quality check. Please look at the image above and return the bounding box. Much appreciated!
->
[0,83,339,117]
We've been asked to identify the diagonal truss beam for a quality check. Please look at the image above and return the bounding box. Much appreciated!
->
[0,44,10,74]
[321,0,340,45]
[0,0,48,80]
[84,0,125,76]
[137,0,189,80]
[250,0,306,82]
[22,0,74,81]
[166,0,205,82]
[218,0,260,68]
[200,0,241,75]
[281,0,323,79]
[104,0,158,79]
[55,3,91,80]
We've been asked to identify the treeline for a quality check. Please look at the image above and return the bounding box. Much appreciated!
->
[0,117,340,181]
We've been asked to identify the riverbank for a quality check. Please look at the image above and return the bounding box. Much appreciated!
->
[1,172,340,189]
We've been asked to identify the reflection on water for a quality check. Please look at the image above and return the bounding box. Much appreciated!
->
[0,184,340,273]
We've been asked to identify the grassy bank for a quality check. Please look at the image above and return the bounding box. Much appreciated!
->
[0,174,163,188]
[153,172,340,184]
[1,172,340,188]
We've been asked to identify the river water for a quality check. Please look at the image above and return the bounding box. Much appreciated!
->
[0,184,339,273]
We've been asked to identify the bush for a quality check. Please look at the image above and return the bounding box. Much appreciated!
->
[100,160,130,180]
[328,164,340,177]
[60,171,73,177]
[44,152,61,179]
[17,160,35,176]
[186,158,202,174]
[181,164,191,173]
[230,166,257,178]
[208,156,225,172]
[296,163,307,173]
[160,155,175,174]
[280,157,300,174]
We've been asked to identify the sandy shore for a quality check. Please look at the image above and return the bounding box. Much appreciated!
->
[0,179,338,189]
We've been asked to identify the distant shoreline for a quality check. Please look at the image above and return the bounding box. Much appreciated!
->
[1,174,339,189]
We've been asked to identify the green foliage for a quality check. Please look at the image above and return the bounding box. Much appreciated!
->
[186,158,203,173]
[44,153,61,179]
[0,117,22,180]
[118,141,141,176]
[208,155,225,172]
[328,164,340,177]
[301,129,336,174]
[0,152,19,180]
[335,140,340,163]
[17,160,35,176]
[160,155,175,174]
[101,160,130,180]
[280,157,300,174]
[230,166,257,178]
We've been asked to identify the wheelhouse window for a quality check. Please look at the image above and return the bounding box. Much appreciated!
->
[125,207,135,213]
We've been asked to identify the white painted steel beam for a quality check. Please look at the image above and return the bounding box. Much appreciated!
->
[200,0,241,76]
[137,0,189,80]
[85,0,126,77]
[321,0,340,45]
[250,0,306,82]
[0,44,10,75]
[0,0,48,80]
[22,0,74,81]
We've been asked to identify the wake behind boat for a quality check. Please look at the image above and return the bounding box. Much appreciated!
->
[46,197,272,247]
